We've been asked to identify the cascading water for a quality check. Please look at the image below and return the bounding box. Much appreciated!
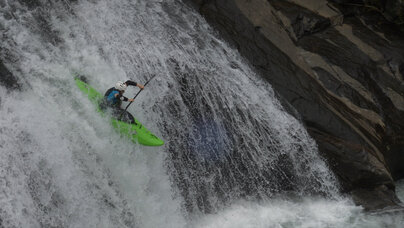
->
[0,0,403,227]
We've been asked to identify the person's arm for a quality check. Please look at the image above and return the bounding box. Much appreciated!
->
[125,80,144,90]
[125,80,137,86]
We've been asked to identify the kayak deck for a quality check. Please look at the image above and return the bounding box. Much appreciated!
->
[75,78,164,146]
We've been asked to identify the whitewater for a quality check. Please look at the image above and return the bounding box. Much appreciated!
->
[0,0,403,227]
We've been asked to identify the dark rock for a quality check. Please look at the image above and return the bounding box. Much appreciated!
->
[351,184,402,211]
[190,0,404,210]
[270,0,332,40]
[329,0,404,29]
[18,0,42,9]
[17,0,78,9]
[0,60,20,90]
[15,0,79,46]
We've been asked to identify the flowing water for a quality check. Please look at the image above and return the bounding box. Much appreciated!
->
[0,0,403,227]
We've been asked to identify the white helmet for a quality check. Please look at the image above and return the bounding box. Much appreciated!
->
[115,81,127,91]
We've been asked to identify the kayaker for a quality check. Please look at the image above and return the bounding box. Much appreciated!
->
[101,80,144,123]
[104,80,144,107]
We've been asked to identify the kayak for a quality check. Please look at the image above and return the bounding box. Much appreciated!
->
[75,77,164,146]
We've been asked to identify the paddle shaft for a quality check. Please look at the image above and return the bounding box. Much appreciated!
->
[119,75,156,119]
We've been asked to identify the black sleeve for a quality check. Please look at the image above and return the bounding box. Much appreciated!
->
[118,94,129,102]
[125,80,137,86]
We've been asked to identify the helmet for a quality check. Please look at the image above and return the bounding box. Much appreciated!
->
[115,81,127,91]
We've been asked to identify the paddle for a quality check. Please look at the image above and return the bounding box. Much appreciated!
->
[119,74,157,119]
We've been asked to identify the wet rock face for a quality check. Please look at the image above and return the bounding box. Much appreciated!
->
[0,0,76,91]
[6,0,77,46]
[329,0,404,27]
[190,0,404,211]
[0,60,20,90]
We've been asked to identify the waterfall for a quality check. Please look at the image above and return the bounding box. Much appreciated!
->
[1,0,402,227]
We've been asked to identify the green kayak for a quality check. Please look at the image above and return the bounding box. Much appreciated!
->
[75,78,164,146]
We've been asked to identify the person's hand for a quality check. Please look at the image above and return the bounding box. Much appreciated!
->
[138,84,144,90]
[129,98,135,102]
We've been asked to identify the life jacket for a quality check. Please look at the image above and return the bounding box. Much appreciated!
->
[104,87,122,106]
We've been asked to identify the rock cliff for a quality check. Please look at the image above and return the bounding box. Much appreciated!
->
[0,60,20,90]
[189,0,404,211]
